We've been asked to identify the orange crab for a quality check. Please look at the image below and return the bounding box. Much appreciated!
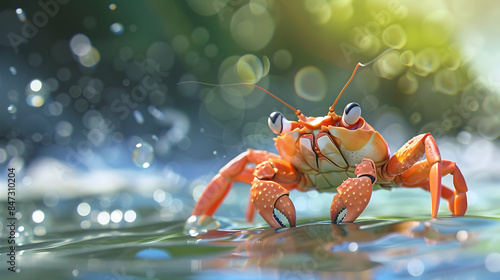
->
[188,61,468,229]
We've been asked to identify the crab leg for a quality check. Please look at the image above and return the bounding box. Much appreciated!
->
[382,133,466,218]
[331,158,376,223]
[251,158,300,228]
[191,149,279,222]
[397,160,468,216]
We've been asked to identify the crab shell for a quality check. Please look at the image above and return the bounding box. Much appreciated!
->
[274,117,391,192]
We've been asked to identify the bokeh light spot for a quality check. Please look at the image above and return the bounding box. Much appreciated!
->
[78,47,101,67]
[191,27,210,45]
[374,50,405,79]
[187,0,228,16]
[26,95,45,107]
[382,24,407,49]
[273,49,293,70]
[32,210,45,223]
[133,142,154,168]
[398,71,418,94]
[147,42,175,72]
[30,79,42,92]
[230,4,275,51]
[414,48,440,76]
[124,210,137,223]
[237,54,264,84]
[294,66,328,102]
[400,50,415,66]
[110,22,125,35]
[97,211,110,225]
[77,202,91,216]
[434,69,459,95]
[70,34,92,56]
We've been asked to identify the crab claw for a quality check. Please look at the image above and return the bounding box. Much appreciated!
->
[251,180,296,228]
[330,177,373,223]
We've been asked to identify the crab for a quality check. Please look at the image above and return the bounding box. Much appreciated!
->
[187,61,468,229]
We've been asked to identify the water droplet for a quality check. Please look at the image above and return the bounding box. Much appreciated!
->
[237,54,264,84]
[382,24,407,49]
[414,48,440,76]
[110,22,124,35]
[133,110,144,125]
[294,66,328,102]
[7,104,17,114]
[398,71,418,94]
[133,142,154,168]
[9,66,17,75]
[109,3,117,10]
[400,50,414,66]
[30,79,42,92]
[184,215,220,236]
[434,69,459,95]
[16,8,26,22]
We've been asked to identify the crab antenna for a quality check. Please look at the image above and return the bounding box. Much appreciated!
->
[329,48,395,113]
[178,81,302,116]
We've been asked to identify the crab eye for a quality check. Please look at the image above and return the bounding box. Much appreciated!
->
[342,102,361,126]
[268,111,292,134]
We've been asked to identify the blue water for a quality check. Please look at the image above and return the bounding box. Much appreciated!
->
[1,197,500,279]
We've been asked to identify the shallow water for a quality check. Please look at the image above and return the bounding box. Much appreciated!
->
[2,182,500,280]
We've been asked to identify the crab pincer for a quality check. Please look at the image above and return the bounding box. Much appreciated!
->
[250,180,296,228]
[250,158,300,228]
[331,159,376,223]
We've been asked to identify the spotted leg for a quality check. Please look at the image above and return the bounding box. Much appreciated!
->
[396,159,468,216]
[331,158,376,224]
[381,133,467,218]
[191,149,280,223]
[251,158,300,228]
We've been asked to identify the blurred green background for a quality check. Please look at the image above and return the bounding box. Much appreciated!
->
[1,0,499,171]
